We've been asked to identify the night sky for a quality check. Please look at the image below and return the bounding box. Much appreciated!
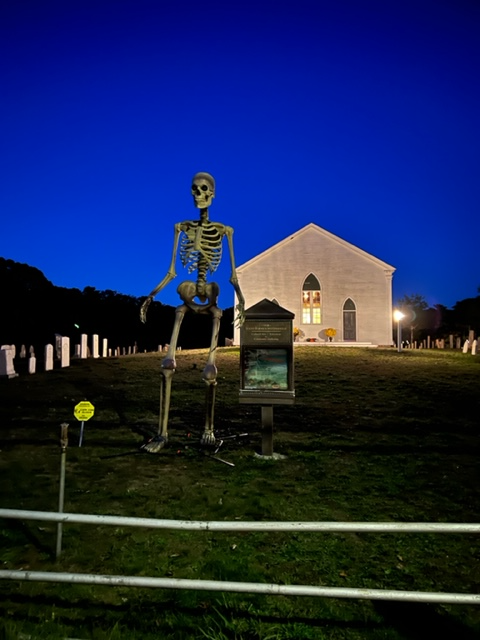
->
[1,0,479,310]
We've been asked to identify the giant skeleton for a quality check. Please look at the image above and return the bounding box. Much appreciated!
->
[140,172,245,452]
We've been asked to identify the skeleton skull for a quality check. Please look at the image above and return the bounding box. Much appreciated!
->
[191,172,215,209]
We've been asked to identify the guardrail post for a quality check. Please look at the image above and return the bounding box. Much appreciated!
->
[56,423,68,560]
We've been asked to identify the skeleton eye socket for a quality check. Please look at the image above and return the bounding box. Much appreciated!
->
[201,185,209,191]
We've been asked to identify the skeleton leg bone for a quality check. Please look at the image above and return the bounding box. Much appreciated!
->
[201,305,223,446]
[143,304,187,453]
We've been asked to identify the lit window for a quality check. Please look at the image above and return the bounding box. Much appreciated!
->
[302,274,321,324]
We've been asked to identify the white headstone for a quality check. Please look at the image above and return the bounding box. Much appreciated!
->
[92,334,99,359]
[102,338,108,358]
[472,339,477,356]
[28,355,36,374]
[80,334,88,359]
[108,348,112,357]
[20,344,27,358]
[0,346,18,378]
[61,337,70,367]
[462,340,470,354]
[45,344,54,371]
[128,346,132,355]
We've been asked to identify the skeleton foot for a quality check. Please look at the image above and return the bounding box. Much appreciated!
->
[142,434,168,454]
[200,431,216,447]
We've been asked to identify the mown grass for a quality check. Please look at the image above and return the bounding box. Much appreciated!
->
[0,346,479,639]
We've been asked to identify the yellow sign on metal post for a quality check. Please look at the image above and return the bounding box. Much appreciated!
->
[74,401,95,422]
[74,401,95,446]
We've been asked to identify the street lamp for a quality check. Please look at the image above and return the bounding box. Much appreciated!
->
[393,310,405,352]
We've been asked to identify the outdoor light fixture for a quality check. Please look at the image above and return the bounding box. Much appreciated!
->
[393,310,405,352]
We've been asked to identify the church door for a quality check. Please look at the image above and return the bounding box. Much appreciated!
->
[343,299,357,341]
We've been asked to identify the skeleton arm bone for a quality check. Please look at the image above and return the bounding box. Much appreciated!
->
[225,226,245,326]
[140,223,182,323]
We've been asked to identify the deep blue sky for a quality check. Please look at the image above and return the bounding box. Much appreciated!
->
[1,0,479,310]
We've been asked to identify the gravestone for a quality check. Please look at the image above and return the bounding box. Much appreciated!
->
[472,339,477,356]
[449,335,454,349]
[28,354,36,374]
[20,344,27,358]
[61,337,70,367]
[468,330,475,344]
[0,346,18,378]
[102,338,108,358]
[80,334,88,359]
[74,344,81,358]
[45,344,54,371]
[456,337,461,349]
[462,340,470,354]
[92,334,99,359]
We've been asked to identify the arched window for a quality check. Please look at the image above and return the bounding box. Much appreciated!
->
[302,274,321,324]
[343,298,357,341]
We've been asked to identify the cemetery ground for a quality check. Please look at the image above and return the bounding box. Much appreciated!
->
[0,347,479,640]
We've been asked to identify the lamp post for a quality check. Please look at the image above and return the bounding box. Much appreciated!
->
[393,310,405,352]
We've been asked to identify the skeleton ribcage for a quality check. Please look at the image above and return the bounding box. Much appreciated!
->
[179,224,223,275]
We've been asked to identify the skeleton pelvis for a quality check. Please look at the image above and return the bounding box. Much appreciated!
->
[177,280,220,312]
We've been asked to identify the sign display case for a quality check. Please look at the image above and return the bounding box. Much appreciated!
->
[240,299,295,405]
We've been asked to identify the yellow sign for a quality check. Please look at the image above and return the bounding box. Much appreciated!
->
[74,401,95,422]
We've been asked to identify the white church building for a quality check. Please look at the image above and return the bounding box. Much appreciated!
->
[234,223,396,347]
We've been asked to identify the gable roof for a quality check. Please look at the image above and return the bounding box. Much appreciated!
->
[237,222,396,273]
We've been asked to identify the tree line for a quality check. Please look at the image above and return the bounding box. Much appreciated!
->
[395,292,480,344]
[1,258,479,352]
[0,258,234,354]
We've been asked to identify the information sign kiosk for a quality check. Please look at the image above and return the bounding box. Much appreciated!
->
[239,299,295,455]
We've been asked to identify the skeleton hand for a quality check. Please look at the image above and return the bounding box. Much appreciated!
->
[234,302,245,327]
[140,296,152,324]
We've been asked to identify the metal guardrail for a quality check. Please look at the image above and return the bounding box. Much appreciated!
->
[1,508,479,605]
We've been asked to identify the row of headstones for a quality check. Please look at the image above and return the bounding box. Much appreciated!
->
[1,336,226,378]
[0,334,145,378]
[401,332,477,351]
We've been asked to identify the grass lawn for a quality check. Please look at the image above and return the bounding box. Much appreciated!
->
[0,346,479,639]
